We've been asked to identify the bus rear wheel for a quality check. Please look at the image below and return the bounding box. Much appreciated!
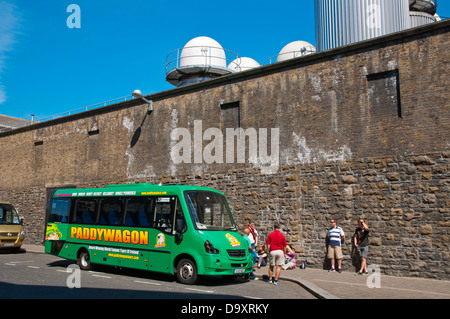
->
[176,258,198,285]
[77,249,92,271]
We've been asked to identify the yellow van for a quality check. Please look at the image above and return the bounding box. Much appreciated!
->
[0,202,25,252]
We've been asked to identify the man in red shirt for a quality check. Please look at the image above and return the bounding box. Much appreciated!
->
[266,223,287,285]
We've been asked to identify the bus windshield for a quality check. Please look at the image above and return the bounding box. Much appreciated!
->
[184,191,236,231]
[0,203,21,225]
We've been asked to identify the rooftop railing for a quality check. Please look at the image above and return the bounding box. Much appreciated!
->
[0,95,133,133]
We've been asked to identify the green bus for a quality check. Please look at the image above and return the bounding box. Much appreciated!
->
[45,183,253,284]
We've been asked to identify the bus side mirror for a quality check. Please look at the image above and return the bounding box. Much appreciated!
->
[176,219,186,233]
[19,217,24,225]
[175,219,186,244]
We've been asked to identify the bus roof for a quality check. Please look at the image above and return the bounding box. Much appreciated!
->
[52,183,224,198]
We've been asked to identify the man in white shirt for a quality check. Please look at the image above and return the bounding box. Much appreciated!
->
[326,219,345,273]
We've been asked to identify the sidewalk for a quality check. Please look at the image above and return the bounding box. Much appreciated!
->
[23,245,450,299]
[23,244,45,254]
[253,266,450,299]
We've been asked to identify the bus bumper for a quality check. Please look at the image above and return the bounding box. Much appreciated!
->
[200,253,254,276]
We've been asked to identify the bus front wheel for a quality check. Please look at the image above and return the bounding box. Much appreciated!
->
[176,258,198,285]
[77,249,92,271]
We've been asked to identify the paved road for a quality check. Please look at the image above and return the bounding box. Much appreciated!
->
[0,251,316,300]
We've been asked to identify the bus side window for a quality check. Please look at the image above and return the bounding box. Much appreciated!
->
[49,199,71,223]
[99,197,124,226]
[125,201,137,227]
[73,198,97,225]
[154,197,174,234]
[125,197,153,227]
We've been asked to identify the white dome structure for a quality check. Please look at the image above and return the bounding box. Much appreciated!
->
[166,36,239,87]
[179,36,227,69]
[276,41,316,63]
[228,57,260,72]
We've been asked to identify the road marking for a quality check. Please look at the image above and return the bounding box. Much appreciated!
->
[4,263,16,266]
[87,271,114,279]
[184,287,214,293]
[9,260,34,264]
[133,280,161,286]
[27,266,40,269]
[91,274,112,279]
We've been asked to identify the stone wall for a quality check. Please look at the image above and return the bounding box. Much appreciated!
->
[1,151,448,278]
[132,151,448,279]
[0,21,449,279]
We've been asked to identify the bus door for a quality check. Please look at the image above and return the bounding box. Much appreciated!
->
[147,196,178,273]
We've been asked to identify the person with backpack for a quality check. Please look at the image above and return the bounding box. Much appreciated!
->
[326,219,345,273]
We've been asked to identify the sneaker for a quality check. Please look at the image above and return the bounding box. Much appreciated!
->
[328,268,335,272]
[337,268,342,273]
[273,280,280,285]
[267,279,273,284]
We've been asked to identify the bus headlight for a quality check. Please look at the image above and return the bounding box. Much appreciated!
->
[204,240,220,254]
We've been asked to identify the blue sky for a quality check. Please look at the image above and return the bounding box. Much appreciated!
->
[0,0,448,120]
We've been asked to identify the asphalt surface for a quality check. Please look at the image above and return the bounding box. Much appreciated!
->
[19,245,450,299]
[1,245,315,300]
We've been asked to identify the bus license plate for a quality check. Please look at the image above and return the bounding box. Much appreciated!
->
[233,268,245,274]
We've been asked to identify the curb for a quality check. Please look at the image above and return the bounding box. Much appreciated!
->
[281,277,339,299]
[22,245,45,254]
[24,248,44,254]
[256,274,339,299]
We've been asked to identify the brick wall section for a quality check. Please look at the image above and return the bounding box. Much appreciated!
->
[0,21,449,279]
